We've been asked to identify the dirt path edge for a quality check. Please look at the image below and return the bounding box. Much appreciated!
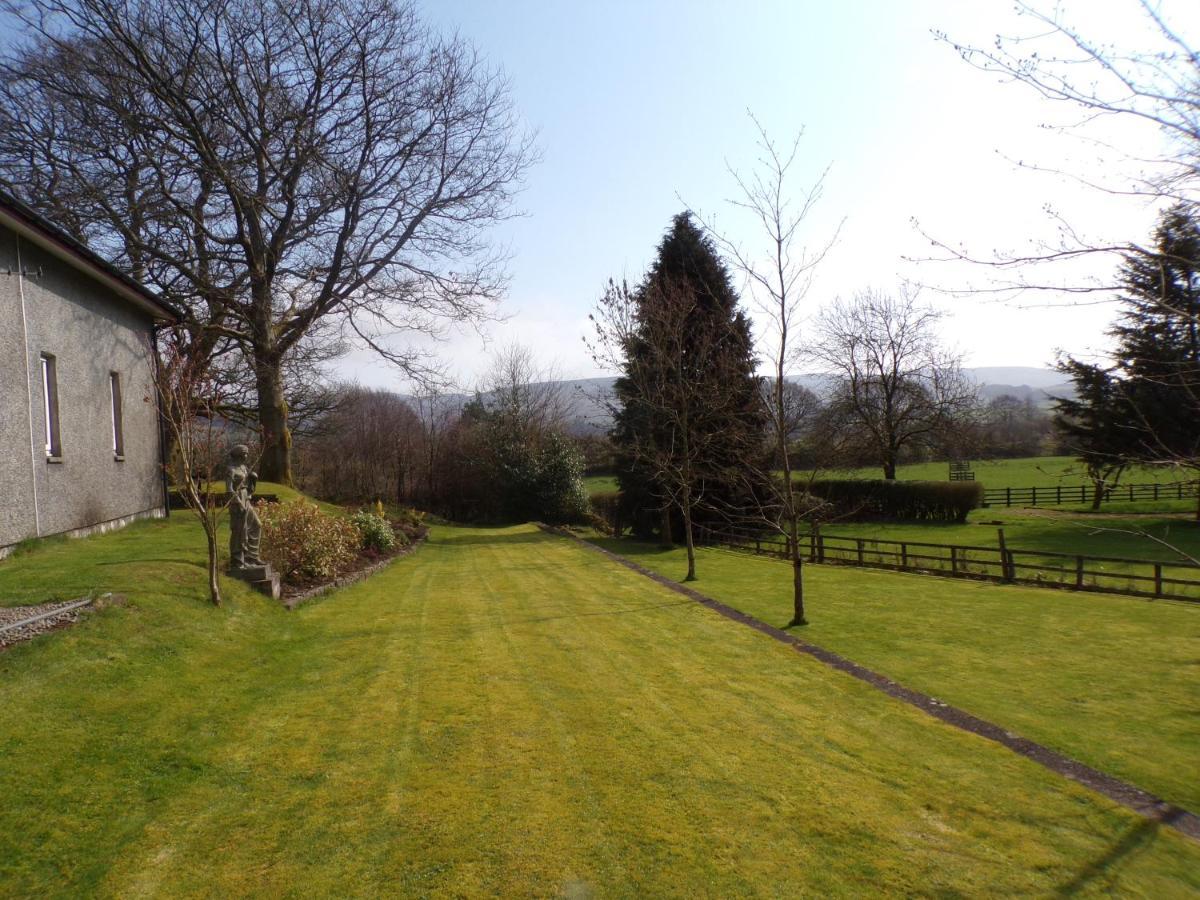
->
[539,525,1200,842]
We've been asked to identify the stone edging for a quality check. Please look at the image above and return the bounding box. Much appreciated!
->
[282,536,427,610]
[0,597,94,636]
[538,524,1200,843]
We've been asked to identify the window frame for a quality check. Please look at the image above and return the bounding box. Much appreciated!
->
[40,353,62,461]
[109,371,125,460]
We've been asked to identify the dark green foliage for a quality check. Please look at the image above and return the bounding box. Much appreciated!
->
[1052,359,1133,504]
[1110,203,1200,464]
[805,480,983,522]
[612,212,768,539]
[1054,203,1200,500]
[448,399,587,523]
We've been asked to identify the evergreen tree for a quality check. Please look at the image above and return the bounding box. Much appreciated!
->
[1052,359,1132,509]
[1055,202,1200,514]
[611,213,767,541]
[1112,203,1200,466]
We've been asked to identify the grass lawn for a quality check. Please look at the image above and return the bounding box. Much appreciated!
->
[589,535,1200,815]
[584,473,618,496]
[3,517,1199,895]
[0,482,319,609]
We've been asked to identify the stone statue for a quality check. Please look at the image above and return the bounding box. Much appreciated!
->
[226,443,262,570]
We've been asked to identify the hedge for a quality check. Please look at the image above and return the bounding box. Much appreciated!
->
[805,479,983,523]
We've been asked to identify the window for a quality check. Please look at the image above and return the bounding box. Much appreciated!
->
[109,371,124,459]
[40,353,61,460]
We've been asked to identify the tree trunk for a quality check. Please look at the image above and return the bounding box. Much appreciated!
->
[882,456,897,480]
[787,517,807,626]
[205,525,222,607]
[255,361,293,485]
[681,500,696,582]
[1091,477,1104,511]
[659,504,674,549]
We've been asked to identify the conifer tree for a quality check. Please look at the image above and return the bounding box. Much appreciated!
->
[610,213,767,544]
[1055,202,1200,515]
[1112,203,1200,467]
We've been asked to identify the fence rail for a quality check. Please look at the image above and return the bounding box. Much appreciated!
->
[694,524,1200,603]
[982,481,1198,508]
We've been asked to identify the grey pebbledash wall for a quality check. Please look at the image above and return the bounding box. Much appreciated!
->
[1,222,168,553]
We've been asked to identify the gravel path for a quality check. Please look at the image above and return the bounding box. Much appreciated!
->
[0,598,93,649]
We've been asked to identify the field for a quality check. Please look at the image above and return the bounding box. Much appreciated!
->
[2,513,1198,895]
[785,509,1200,566]
[810,455,1190,488]
[583,473,618,496]
[588,534,1200,813]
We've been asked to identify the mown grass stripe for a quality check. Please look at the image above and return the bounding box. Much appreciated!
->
[550,525,1200,842]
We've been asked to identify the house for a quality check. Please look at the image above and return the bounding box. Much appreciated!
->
[0,190,177,557]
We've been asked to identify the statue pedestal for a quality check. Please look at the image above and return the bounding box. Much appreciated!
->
[230,563,281,601]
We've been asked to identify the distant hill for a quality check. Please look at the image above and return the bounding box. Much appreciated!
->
[551,368,1074,435]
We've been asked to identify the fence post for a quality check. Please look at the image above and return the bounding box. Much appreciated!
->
[1006,486,1012,507]
[1154,483,1159,501]
[1031,486,1038,506]
[950,546,958,576]
[1129,484,1134,501]
[856,539,864,566]
[1056,485,1062,505]
[1076,556,1084,589]
[817,533,825,563]
[1154,563,1163,597]
[997,529,1010,581]
[900,542,908,570]
[755,537,761,555]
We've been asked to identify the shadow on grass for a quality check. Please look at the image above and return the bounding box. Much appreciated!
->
[1054,818,1162,896]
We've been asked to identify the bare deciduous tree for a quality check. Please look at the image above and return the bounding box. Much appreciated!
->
[0,0,536,483]
[698,118,840,626]
[478,344,569,439]
[808,288,978,481]
[589,278,752,581]
[924,1,1199,305]
[151,332,239,607]
[295,384,420,504]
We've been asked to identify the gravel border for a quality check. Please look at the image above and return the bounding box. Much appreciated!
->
[283,535,427,610]
[0,597,96,649]
[540,525,1200,843]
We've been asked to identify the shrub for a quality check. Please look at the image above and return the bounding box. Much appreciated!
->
[389,506,427,543]
[804,480,983,523]
[259,500,360,582]
[350,510,396,553]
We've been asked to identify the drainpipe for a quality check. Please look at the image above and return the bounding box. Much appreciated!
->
[15,234,41,537]
[151,322,171,518]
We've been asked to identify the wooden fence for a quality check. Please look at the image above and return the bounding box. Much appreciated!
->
[981,481,1198,508]
[694,524,1200,603]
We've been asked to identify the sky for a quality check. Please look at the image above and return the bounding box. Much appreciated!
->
[330,0,1195,390]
